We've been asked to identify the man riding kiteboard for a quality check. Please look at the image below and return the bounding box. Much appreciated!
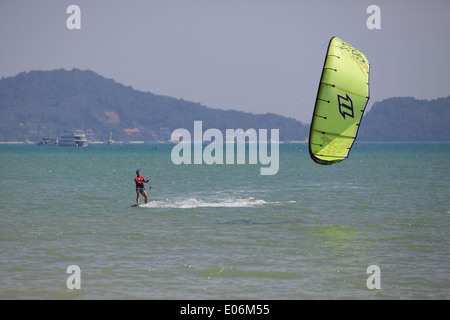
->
[134,170,150,205]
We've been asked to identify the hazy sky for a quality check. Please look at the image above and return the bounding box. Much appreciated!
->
[1,0,449,123]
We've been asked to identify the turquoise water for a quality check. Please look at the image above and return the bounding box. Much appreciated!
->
[0,142,449,299]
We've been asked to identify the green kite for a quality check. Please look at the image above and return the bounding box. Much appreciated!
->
[309,37,370,165]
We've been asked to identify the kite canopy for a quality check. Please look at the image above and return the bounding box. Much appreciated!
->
[309,37,370,165]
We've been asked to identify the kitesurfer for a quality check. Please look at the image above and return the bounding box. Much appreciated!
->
[134,170,150,205]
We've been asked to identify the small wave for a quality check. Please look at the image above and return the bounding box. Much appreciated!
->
[138,197,267,209]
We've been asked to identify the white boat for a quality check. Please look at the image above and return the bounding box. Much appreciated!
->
[59,130,88,147]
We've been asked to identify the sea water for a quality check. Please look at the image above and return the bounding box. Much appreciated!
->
[0,142,449,299]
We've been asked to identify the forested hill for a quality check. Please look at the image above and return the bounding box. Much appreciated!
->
[358,96,450,141]
[0,68,448,142]
[0,69,308,142]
